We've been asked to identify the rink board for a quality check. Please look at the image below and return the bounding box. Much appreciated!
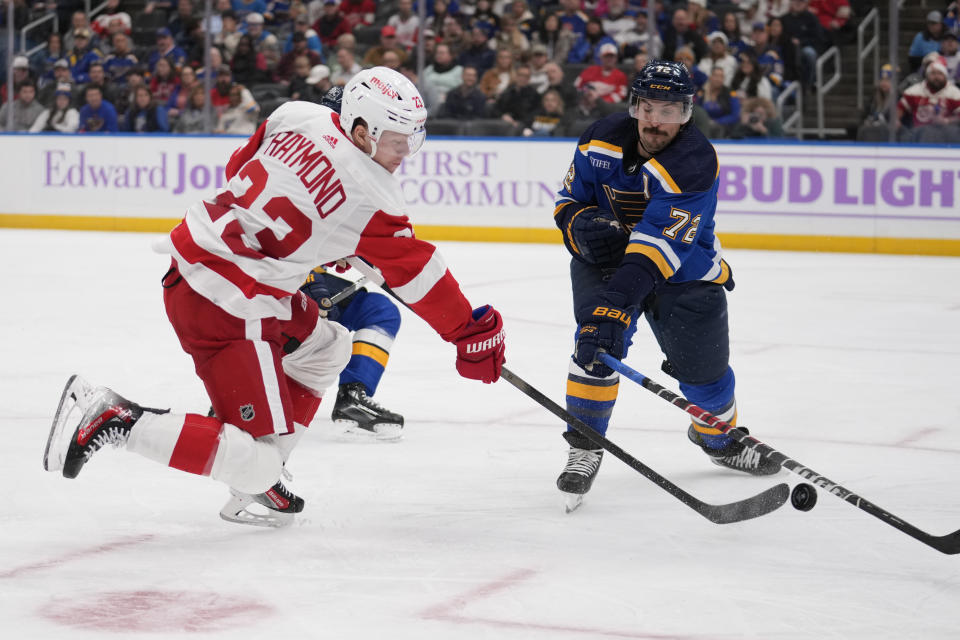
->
[1,132,958,255]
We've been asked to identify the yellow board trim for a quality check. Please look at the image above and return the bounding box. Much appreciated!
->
[3,215,960,256]
[352,342,390,367]
[715,232,960,256]
[567,380,620,402]
[0,214,180,233]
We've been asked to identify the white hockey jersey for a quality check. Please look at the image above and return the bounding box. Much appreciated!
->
[158,101,473,340]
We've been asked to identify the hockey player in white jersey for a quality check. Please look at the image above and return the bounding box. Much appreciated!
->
[43,67,507,527]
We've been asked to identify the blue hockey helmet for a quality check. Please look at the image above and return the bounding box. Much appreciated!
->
[629,60,695,123]
[321,85,344,113]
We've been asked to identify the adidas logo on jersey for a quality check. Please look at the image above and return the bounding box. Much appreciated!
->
[322,134,338,148]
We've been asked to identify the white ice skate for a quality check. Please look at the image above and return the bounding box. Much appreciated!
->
[43,374,98,473]
[219,479,304,528]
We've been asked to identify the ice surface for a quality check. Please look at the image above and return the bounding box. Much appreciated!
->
[2,229,960,639]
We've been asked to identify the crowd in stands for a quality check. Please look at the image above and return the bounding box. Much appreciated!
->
[862,5,960,143]
[0,0,957,141]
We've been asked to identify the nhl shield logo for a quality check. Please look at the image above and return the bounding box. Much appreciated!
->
[239,404,256,421]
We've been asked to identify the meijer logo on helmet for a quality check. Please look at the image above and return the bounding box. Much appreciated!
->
[369,76,398,99]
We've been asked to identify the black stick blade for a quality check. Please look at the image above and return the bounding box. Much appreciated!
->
[925,529,960,555]
[701,483,790,524]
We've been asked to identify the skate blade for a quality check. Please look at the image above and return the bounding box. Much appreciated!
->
[219,492,295,528]
[43,375,95,473]
[333,419,403,442]
[563,493,584,514]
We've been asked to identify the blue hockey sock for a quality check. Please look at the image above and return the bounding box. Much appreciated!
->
[682,367,737,450]
[565,359,619,438]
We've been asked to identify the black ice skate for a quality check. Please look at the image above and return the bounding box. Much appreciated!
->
[219,478,305,528]
[556,430,604,513]
[687,425,781,476]
[44,375,144,479]
[331,382,404,441]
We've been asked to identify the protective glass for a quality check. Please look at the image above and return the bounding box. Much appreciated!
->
[407,126,426,156]
[378,126,426,157]
[629,97,692,124]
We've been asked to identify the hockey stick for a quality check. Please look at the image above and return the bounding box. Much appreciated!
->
[598,353,960,554]
[343,255,788,522]
[323,275,367,308]
[500,367,790,524]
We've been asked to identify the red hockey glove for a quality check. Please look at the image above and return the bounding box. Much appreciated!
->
[454,305,506,383]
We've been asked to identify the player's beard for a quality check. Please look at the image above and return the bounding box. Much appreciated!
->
[639,126,672,155]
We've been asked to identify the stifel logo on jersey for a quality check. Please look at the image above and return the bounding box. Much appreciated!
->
[464,328,505,354]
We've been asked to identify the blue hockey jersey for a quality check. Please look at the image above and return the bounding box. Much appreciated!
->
[554,112,731,288]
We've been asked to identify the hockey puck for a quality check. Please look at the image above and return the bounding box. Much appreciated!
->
[790,483,818,511]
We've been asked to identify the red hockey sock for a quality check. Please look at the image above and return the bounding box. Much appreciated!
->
[168,414,223,476]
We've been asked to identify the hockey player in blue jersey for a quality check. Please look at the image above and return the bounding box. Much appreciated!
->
[553,60,780,505]
[300,267,405,441]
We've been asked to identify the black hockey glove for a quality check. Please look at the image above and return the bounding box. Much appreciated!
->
[300,273,342,321]
[569,208,628,265]
[573,294,633,378]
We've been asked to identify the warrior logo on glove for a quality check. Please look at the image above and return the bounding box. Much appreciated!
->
[463,328,505,354]
[454,306,506,384]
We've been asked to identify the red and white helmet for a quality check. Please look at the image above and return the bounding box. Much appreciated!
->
[340,66,428,157]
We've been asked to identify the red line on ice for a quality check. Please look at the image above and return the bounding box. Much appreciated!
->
[892,427,940,448]
[0,534,154,579]
[420,568,698,639]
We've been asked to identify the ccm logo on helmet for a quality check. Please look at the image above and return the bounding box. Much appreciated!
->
[369,75,399,99]
[464,329,505,354]
[649,84,672,90]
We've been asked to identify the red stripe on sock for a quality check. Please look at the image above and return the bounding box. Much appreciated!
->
[169,414,223,476]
